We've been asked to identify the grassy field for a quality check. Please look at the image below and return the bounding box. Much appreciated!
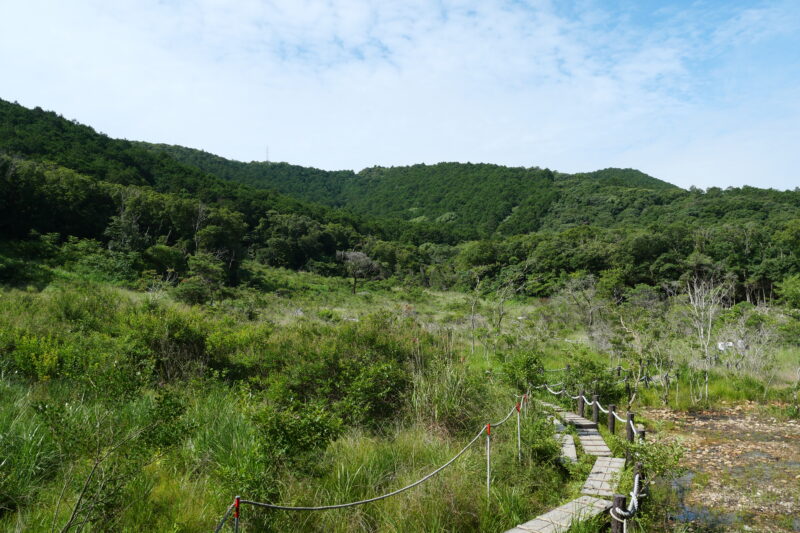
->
[1,264,797,532]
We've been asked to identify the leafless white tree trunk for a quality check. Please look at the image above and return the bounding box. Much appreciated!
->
[686,276,730,402]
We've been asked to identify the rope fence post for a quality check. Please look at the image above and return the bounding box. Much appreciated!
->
[577,388,585,417]
[485,424,491,500]
[608,404,616,434]
[611,494,627,533]
[639,428,646,443]
[616,365,622,378]
[234,495,240,533]
[626,412,635,443]
[516,402,522,463]
[592,394,599,425]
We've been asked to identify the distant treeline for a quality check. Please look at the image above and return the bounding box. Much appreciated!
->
[2,98,800,301]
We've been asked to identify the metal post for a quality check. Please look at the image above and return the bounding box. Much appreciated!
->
[486,424,491,500]
[592,394,599,424]
[577,388,585,417]
[611,494,627,533]
[516,404,522,463]
[608,404,616,434]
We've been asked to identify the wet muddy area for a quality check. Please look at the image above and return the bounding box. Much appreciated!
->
[645,404,800,532]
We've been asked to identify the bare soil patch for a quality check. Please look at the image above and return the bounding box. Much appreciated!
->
[645,404,800,532]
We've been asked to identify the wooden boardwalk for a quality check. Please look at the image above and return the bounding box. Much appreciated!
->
[575,427,612,457]
[504,401,624,533]
[556,434,577,463]
[549,417,577,463]
[506,496,611,533]
[581,456,625,497]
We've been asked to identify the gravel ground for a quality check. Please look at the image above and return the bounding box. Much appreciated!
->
[645,403,800,532]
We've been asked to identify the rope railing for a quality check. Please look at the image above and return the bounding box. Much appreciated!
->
[536,379,647,445]
[531,367,654,532]
[610,471,644,532]
[214,399,529,529]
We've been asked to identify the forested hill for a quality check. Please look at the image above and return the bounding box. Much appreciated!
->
[140,141,679,238]
[4,97,800,301]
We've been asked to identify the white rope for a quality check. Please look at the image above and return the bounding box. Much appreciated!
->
[236,403,518,513]
[491,405,518,428]
[609,472,643,532]
[581,395,593,404]
[545,367,567,372]
[545,385,564,395]
[569,394,581,400]
[241,426,485,511]
[613,411,627,423]
[629,419,638,436]
[596,402,609,414]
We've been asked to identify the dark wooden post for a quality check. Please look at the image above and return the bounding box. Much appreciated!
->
[592,394,599,424]
[577,388,585,417]
[639,428,646,442]
[616,365,622,377]
[565,364,571,375]
[626,412,636,443]
[608,404,616,433]
[611,494,627,533]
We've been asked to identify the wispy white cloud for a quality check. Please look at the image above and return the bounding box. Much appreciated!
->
[1,0,798,189]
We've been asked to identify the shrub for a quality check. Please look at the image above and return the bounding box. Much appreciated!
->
[172,276,214,305]
[502,350,544,390]
[252,401,343,469]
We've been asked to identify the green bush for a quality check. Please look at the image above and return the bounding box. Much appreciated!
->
[502,350,544,390]
[172,276,214,305]
[253,401,343,469]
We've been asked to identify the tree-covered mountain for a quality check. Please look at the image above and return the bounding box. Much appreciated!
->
[139,141,682,239]
[3,97,800,302]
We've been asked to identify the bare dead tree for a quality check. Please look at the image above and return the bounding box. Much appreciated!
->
[685,275,731,402]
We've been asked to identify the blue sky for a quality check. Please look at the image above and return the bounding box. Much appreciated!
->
[1,0,799,189]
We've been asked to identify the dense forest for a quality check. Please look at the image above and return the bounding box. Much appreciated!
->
[3,98,800,304]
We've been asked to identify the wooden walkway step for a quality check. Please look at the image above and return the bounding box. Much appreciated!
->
[581,456,625,497]
[575,428,612,457]
[552,417,567,433]
[540,401,611,456]
[506,496,611,533]
[556,434,577,463]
